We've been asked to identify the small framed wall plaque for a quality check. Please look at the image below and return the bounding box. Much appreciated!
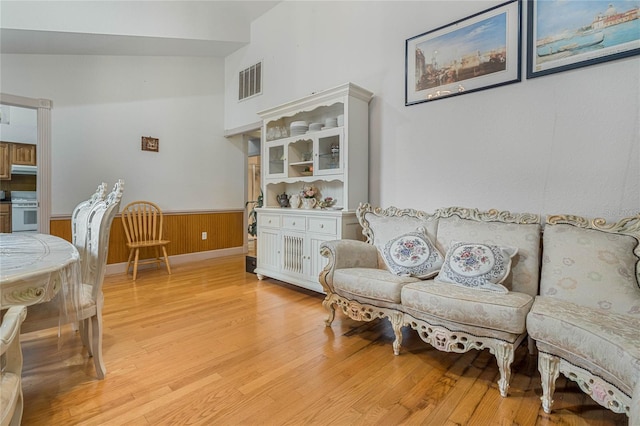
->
[141,136,159,152]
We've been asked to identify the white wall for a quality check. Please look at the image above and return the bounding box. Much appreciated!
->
[1,1,253,43]
[0,105,37,144]
[225,1,640,221]
[2,54,245,215]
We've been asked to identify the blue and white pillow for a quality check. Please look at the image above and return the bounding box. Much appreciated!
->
[436,241,518,293]
[380,229,444,279]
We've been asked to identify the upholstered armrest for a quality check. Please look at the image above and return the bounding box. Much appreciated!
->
[319,240,379,293]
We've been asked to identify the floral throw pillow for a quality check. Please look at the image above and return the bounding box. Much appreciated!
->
[435,241,518,293]
[380,230,444,279]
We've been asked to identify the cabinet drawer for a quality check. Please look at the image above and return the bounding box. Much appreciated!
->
[282,215,306,231]
[307,217,337,235]
[258,214,281,228]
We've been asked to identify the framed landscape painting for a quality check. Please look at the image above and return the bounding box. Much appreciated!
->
[527,0,640,78]
[405,0,521,105]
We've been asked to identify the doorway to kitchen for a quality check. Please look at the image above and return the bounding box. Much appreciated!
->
[0,94,52,234]
[247,136,261,258]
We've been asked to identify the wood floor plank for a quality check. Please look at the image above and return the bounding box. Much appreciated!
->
[18,254,628,425]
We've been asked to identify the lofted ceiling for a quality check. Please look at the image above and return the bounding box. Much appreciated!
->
[0,1,280,57]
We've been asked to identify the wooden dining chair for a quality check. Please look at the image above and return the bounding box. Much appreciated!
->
[20,179,124,380]
[121,200,172,280]
[0,305,27,426]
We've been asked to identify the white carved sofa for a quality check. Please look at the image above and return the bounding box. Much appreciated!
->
[526,213,640,423]
[319,204,542,397]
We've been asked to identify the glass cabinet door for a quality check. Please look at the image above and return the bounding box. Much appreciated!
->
[315,130,343,175]
[266,143,286,179]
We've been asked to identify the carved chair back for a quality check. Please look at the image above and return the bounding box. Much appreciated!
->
[84,180,124,301]
[71,182,107,270]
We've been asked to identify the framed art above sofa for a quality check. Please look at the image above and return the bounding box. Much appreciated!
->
[405,0,521,105]
[527,0,640,78]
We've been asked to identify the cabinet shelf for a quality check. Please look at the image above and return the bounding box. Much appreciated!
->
[289,160,313,167]
[265,176,343,185]
[265,126,344,144]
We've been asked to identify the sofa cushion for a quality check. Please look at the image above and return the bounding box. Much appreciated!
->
[435,241,517,293]
[527,296,640,394]
[362,209,439,271]
[380,230,444,279]
[333,268,420,304]
[435,215,541,297]
[401,280,534,334]
[540,224,640,316]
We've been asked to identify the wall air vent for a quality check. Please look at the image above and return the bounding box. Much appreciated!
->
[239,62,262,101]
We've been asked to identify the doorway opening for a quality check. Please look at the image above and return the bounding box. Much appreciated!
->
[0,93,52,234]
[247,136,261,258]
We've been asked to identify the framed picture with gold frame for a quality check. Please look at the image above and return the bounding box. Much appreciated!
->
[405,0,521,105]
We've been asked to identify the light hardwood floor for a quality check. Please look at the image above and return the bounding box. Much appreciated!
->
[20,255,627,425]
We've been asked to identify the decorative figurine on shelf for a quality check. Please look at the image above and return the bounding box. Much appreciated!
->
[276,192,290,208]
[290,193,301,209]
[330,143,339,154]
[317,197,336,209]
[301,185,318,209]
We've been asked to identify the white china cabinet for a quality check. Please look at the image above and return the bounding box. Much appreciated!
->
[255,82,373,293]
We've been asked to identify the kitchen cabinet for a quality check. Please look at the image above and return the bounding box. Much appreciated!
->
[0,203,11,233]
[256,209,361,293]
[255,83,373,292]
[0,143,9,180]
[11,143,37,166]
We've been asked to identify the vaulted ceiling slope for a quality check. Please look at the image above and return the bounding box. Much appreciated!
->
[0,1,280,57]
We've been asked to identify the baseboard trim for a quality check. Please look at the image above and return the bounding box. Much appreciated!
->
[106,246,246,276]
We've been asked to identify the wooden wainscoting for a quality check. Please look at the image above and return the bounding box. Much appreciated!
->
[50,210,244,264]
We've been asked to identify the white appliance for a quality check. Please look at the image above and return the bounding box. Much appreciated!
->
[11,191,38,232]
[10,164,37,175]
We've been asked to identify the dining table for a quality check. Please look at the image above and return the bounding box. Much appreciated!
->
[0,233,81,316]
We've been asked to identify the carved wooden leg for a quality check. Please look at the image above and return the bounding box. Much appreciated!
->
[494,342,515,397]
[538,352,560,414]
[322,296,336,326]
[390,312,403,356]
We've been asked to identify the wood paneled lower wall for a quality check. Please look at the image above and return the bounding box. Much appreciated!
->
[50,210,245,264]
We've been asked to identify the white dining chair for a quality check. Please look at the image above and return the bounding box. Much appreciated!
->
[0,305,27,426]
[21,179,124,380]
[71,182,107,267]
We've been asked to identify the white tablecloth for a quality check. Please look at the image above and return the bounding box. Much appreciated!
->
[0,233,81,315]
